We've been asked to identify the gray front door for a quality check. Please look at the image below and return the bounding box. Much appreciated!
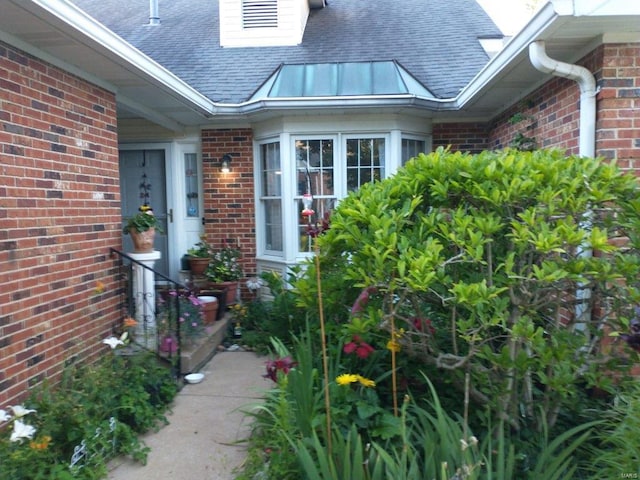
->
[119,149,169,276]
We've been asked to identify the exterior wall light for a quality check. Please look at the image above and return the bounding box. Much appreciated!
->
[220,154,232,173]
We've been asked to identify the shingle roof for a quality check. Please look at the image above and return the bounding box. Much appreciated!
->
[70,0,501,104]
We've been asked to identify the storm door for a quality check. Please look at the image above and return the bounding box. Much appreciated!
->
[119,149,170,276]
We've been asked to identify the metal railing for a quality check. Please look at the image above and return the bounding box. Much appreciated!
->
[109,248,192,377]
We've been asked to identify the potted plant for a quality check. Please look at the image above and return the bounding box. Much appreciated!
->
[186,235,212,276]
[123,204,162,253]
[206,241,243,304]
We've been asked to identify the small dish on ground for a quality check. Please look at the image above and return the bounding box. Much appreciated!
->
[185,373,204,384]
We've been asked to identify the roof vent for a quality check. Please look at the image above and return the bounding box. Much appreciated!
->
[148,0,160,25]
[243,0,278,29]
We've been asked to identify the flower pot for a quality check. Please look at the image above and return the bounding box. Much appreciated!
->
[208,281,238,305]
[130,227,155,253]
[189,256,210,276]
[198,296,219,325]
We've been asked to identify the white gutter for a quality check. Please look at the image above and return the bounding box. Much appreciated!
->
[21,0,214,116]
[528,39,598,332]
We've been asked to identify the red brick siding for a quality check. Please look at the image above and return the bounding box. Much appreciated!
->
[201,129,257,296]
[597,43,640,172]
[488,48,603,155]
[432,122,490,153]
[0,42,122,405]
[435,43,639,166]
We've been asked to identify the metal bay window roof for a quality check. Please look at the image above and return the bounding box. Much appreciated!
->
[253,61,435,99]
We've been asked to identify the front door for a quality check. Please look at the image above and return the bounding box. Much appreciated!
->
[119,148,170,276]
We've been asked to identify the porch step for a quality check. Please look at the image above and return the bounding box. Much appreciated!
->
[179,315,229,374]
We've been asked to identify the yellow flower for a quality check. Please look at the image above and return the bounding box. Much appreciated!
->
[336,374,358,386]
[387,339,401,353]
[356,375,376,388]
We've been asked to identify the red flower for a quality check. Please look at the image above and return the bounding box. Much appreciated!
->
[343,335,375,359]
[264,356,297,382]
[412,317,435,335]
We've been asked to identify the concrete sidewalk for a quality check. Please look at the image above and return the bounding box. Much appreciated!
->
[108,351,268,480]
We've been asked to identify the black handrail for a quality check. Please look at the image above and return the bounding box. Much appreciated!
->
[109,248,193,378]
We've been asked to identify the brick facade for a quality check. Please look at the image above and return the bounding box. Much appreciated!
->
[432,122,491,154]
[435,43,639,169]
[201,129,257,294]
[0,42,122,405]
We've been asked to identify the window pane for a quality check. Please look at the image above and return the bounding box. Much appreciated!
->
[401,139,425,165]
[264,199,283,251]
[346,137,385,191]
[298,197,335,253]
[261,142,281,196]
[260,141,282,253]
[296,139,334,196]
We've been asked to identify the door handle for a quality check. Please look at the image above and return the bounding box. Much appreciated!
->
[168,208,173,223]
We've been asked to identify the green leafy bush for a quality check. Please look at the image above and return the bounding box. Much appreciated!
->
[0,351,177,480]
[315,147,640,434]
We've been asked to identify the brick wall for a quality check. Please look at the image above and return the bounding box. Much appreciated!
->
[201,129,257,296]
[488,48,603,154]
[0,42,122,405]
[435,43,639,171]
[597,43,640,172]
[432,122,490,153]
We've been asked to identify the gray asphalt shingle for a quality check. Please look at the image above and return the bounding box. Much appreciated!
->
[71,0,501,103]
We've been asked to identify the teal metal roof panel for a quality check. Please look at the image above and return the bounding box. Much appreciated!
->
[266,61,434,98]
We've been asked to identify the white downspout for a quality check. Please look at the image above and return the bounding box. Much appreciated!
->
[528,40,596,157]
[528,40,598,332]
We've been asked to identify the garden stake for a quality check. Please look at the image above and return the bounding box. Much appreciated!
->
[391,315,398,417]
[314,239,332,455]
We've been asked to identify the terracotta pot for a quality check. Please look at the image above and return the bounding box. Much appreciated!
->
[130,227,155,253]
[198,296,219,324]
[189,256,210,276]
[208,281,238,305]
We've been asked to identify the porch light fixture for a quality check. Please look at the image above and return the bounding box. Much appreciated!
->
[220,154,232,173]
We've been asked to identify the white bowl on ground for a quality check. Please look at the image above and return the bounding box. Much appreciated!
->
[185,373,204,384]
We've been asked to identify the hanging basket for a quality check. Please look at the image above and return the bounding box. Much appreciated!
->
[129,227,155,253]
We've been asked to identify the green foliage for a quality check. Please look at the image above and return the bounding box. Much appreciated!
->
[315,147,640,434]
[186,234,212,257]
[206,242,243,281]
[123,205,162,234]
[0,352,177,480]
[588,380,640,477]
[240,270,308,353]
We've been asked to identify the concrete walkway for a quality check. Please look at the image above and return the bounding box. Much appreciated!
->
[107,351,268,480]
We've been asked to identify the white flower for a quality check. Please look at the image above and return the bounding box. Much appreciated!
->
[10,419,36,442]
[102,336,124,349]
[246,277,264,290]
[10,405,36,418]
[0,409,11,422]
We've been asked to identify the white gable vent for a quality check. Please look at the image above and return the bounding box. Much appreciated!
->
[243,0,278,29]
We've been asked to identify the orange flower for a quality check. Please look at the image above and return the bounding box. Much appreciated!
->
[94,281,105,294]
[123,317,138,328]
[29,435,51,450]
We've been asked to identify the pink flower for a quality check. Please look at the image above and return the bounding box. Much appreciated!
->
[343,335,375,359]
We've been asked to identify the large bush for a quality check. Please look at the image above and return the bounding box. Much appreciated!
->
[314,148,640,433]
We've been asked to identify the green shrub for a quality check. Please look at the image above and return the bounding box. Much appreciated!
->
[0,351,177,480]
[313,147,640,434]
